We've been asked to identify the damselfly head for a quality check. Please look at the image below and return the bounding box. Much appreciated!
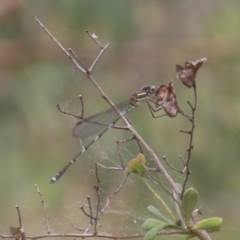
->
[141,85,156,95]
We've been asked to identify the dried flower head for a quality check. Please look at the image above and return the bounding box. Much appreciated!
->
[155,80,179,117]
[176,58,207,88]
[10,227,25,240]
[155,84,169,106]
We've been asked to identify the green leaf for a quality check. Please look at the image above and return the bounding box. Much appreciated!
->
[147,205,171,223]
[171,184,185,227]
[192,217,222,231]
[141,218,164,231]
[143,224,166,240]
[143,223,188,240]
[182,188,199,225]
[127,153,146,176]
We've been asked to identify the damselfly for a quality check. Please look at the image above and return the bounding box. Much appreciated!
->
[49,85,157,184]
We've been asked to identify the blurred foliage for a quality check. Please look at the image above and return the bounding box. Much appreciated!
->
[0,0,240,239]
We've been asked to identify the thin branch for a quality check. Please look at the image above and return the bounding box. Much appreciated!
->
[94,163,101,234]
[187,101,194,112]
[80,206,94,220]
[87,196,93,225]
[178,109,193,121]
[96,162,160,172]
[0,229,188,240]
[86,31,103,48]
[116,142,126,170]
[99,196,111,214]
[70,222,84,232]
[180,87,197,199]
[35,184,51,234]
[179,155,187,173]
[193,86,197,110]
[83,224,92,236]
[117,136,143,170]
[179,155,186,165]
[96,162,125,170]
[113,172,130,195]
[82,174,112,235]
[178,129,192,134]
[15,206,22,228]
[162,156,183,173]
[68,48,88,71]
[86,31,110,72]
[89,42,110,73]
[34,16,87,74]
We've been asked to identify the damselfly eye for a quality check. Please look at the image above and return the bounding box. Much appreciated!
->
[141,85,156,94]
[151,85,156,90]
[149,85,156,94]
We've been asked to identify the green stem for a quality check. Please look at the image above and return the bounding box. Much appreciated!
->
[142,177,174,220]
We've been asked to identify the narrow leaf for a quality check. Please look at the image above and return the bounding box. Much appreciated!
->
[143,224,166,240]
[171,183,185,228]
[143,223,188,240]
[148,205,171,223]
[141,218,164,231]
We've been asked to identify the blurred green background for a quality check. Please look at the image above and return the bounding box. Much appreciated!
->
[0,0,240,239]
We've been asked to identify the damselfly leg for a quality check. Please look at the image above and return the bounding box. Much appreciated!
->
[146,100,167,118]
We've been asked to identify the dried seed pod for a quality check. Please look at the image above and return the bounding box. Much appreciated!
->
[163,99,179,117]
[176,58,207,88]
[155,80,180,117]
[10,227,25,240]
[155,84,169,106]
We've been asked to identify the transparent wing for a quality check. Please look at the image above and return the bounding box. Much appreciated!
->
[72,100,131,139]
